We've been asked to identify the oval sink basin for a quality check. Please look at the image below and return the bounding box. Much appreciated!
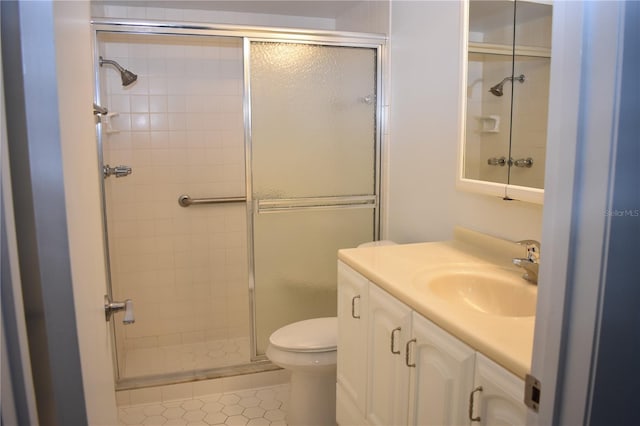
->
[415,267,537,317]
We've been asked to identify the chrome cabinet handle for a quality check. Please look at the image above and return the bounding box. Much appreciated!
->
[104,295,135,324]
[390,327,401,355]
[351,295,360,319]
[405,338,417,367]
[469,386,483,422]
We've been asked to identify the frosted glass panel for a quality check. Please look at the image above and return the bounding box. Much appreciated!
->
[250,42,377,198]
[254,208,374,354]
[250,41,378,355]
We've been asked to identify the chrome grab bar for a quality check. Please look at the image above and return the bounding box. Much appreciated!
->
[178,194,246,207]
[257,195,377,213]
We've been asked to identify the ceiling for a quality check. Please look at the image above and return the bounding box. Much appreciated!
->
[93,1,362,19]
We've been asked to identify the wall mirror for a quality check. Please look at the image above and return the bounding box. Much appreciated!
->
[459,0,552,204]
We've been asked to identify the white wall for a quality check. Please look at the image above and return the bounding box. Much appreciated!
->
[335,1,390,34]
[387,0,543,243]
[53,1,118,424]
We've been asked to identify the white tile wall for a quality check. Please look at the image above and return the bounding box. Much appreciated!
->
[99,33,249,379]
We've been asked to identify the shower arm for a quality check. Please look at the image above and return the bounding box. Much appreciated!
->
[99,57,125,73]
[498,74,526,86]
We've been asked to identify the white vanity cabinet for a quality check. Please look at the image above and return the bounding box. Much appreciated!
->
[336,262,528,426]
[408,311,475,426]
[336,262,369,425]
[471,353,527,426]
[366,284,412,426]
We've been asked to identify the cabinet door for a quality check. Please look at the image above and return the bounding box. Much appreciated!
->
[337,261,369,421]
[408,313,475,426]
[366,284,412,426]
[472,353,527,426]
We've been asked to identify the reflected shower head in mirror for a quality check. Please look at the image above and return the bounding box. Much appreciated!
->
[489,74,525,97]
[99,56,138,87]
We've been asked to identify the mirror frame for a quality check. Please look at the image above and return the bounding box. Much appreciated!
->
[456,0,545,205]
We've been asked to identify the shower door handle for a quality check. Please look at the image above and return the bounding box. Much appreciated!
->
[104,295,135,324]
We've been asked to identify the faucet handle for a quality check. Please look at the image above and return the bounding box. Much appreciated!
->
[516,240,541,263]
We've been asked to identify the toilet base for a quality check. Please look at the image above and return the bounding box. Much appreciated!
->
[287,369,337,426]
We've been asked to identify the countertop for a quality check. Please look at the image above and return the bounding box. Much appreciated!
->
[338,228,536,379]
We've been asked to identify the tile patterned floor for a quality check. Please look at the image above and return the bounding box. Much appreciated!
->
[118,384,289,426]
[123,337,251,379]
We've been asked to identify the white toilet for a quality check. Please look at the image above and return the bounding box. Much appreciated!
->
[266,242,395,425]
[266,317,338,426]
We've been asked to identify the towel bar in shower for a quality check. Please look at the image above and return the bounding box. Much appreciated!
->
[178,194,246,207]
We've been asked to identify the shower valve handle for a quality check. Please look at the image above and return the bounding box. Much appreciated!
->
[104,295,135,324]
[487,156,507,166]
[513,157,534,168]
[103,164,132,178]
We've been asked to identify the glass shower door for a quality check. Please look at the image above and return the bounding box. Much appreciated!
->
[97,32,250,383]
[249,42,379,354]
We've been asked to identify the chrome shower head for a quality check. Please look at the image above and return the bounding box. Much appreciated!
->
[489,79,508,97]
[99,56,138,87]
[489,74,525,97]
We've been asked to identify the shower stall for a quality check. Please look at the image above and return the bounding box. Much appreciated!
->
[92,21,384,388]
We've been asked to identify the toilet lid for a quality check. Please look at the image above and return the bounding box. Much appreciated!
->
[269,317,337,353]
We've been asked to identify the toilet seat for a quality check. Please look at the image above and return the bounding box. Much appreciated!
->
[269,317,337,353]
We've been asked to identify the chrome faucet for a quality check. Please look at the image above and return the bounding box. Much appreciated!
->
[512,240,540,284]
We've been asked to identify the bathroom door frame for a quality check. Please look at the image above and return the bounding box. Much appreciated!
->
[91,19,387,380]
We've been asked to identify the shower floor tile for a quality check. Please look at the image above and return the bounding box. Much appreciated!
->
[118,384,289,426]
[123,337,250,379]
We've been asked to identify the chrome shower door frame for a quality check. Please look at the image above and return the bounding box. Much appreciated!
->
[243,34,385,361]
[91,18,386,386]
